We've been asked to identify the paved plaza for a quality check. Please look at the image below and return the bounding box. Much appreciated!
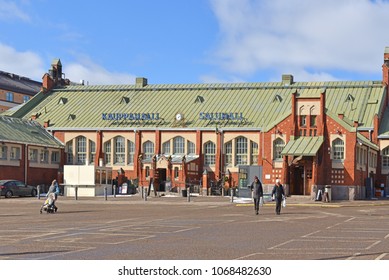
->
[1,194,389,260]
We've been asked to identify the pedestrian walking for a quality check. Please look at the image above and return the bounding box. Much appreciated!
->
[250,176,263,215]
[271,179,285,215]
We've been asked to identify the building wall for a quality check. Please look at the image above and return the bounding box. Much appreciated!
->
[0,142,62,187]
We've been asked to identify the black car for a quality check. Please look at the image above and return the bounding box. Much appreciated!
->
[0,180,37,198]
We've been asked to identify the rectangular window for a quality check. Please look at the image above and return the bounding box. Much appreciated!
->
[29,149,38,162]
[10,147,20,160]
[310,115,317,127]
[40,150,49,163]
[300,115,307,127]
[51,151,60,163]
[23,96,30,103]
[145,166,150,178]
[6,92,14,102]
[174,167,179,179]
[0,145,7,159]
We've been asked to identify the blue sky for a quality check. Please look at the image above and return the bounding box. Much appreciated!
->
[1,0,389,85]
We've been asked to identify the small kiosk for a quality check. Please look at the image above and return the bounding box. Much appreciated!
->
[63,165,112,197]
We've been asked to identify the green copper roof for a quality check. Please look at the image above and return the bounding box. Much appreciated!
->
[0,115,64,148]
[7,79,386,133]
[281,136,324,156]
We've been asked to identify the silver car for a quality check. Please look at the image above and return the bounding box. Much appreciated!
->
[0,180,37,198]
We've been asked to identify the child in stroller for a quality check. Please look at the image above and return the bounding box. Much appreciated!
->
[40,193,57,214]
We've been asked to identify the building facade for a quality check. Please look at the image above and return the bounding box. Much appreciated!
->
[0,70,42,113]
[0,115,64,187]
[6,49,389,199]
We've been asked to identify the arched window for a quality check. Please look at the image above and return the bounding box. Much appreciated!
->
[143,141,154,160]
[89,140,96,164]
[66,140,73,164]
[76,136,87,164]
[204,141,216,165]
[332,138,344,160]
[173,136,185,154]
[114,136,125,164]
[273,138,284,160]
[224,141,232,166]
[162,141,170,154]
[251,141,258,165]
[187,140,196,155]
[104,141,111,165]
[127,140,135,165]
[236,136,248,165]
[382,147,389,168]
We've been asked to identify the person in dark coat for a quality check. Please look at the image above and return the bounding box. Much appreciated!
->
[271,179,285,215]
[250,176,263,215]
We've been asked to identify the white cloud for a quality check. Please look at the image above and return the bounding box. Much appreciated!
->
[0,42,136,85]
[64,57,137,85]
[210,0,389,81]
[0,0,30,22]
[0,43,44,80]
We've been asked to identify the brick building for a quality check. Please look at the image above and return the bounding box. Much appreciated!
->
[0,70,42,113]
[5,49,389,199]
[0,115,64,187]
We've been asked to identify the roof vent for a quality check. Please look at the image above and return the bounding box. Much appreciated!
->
[273,94,282,102]
[195,95,205,103]
[68,114,76,121]
[120,96,130,104]
[282,74,294,86]
[345,94,355,102]
[58,97,68,105]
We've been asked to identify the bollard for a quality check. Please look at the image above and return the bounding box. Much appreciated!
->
[104,186,107,201]
[144,188,147,201]
[230,188,234,203]
[75,186,78,200]
[37,185,41,200]
[141,186,144,199]
[113,186,116,198]
[187,187,190,202]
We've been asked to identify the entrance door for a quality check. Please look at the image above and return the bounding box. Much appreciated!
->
[292,166,304,195]
[157,168,167,191]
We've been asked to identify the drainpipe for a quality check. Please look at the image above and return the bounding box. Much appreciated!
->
[24,144,28,184]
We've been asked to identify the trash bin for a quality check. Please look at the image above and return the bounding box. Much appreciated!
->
[324,185,331,202]
[182,189,187,197]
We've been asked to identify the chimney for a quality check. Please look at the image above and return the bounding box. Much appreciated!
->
[135,77,148,87]
[383,47,389,86]
[282,74,294,86]
[42,58,63,92]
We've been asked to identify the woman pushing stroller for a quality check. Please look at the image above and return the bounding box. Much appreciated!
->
[40,179,60,214]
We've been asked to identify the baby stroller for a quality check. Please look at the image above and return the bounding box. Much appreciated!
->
[40,193,58,214]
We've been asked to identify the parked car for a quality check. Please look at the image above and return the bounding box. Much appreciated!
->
[0,180,37,198]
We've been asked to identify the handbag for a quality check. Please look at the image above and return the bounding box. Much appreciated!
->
[259,197,264,207]
[282,198,286,208]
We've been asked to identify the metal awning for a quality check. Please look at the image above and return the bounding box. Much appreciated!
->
[281,136,324,156]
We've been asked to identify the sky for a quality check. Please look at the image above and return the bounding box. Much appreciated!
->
[1,0,389,86]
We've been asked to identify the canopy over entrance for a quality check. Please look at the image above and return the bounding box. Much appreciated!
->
[281,136,324,157]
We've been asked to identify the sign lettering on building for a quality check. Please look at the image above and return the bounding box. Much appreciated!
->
[199,112,243,121]
[102,113,160,121]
